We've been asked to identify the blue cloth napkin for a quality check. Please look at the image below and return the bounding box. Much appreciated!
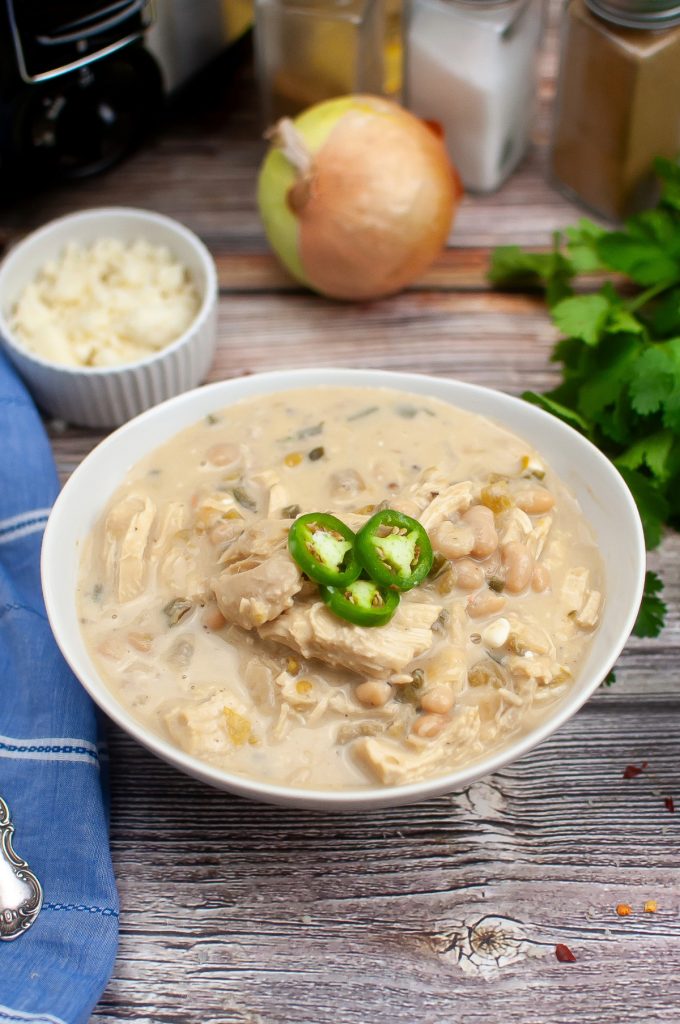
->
[0,353,118,1023]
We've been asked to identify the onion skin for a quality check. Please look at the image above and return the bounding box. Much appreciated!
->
[258,95,462,301]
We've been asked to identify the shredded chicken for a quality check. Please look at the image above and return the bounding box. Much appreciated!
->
[499,507,533,546]
[258,598,442,678]
[103,494,156,602]
[562,567,590,614]
[527,515,553,560]
[163,690,252,758]
[419,481,477,532]
[212,550,302,630]
[219,518,291,567]
[576,589,602,630]
[355,706,480,784]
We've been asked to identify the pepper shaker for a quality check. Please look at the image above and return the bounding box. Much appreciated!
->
[550,0,680,221]
[404,0,545,193]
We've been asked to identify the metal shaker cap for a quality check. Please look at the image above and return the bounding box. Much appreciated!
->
[586,0,680,28]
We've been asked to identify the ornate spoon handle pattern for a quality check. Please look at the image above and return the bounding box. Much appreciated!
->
[0,796,43,941]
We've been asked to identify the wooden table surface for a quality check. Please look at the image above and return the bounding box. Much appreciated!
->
[3,7,679,1022]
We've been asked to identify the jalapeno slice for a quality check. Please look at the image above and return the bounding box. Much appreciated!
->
[288,512,361,587]
[355,510,433,591]
[320,578,400,627]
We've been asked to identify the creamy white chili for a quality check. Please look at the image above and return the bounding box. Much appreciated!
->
[77,387,604,789]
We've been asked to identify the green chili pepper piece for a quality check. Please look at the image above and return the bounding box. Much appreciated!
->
[320,579,400,628]
[355,509,433,591]
[288,512,361,587]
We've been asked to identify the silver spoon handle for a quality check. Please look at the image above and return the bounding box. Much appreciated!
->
[0,796,43,941]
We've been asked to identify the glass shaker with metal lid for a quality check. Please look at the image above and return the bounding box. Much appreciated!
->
[550,0,680,221]
[404,0,545,193]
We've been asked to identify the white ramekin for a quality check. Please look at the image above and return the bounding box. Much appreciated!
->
[0,207,218,428]
[42,368,646,812]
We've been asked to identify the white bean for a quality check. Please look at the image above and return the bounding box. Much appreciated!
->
[202,605,226,631]
[420,686,455,714]
[431,521,475,560]
[411,713,447,739]
[466,589,506,619]
[356,681,392,707]
[515,487,555,515]
[502,542,534,593]
[461,504,498,558]
[531,563,551,592]
[207,443,242,472]
[453,558,486,590]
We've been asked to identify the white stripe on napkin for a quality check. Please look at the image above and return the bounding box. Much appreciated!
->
[0,509,51,546]
[0,1006,68,1024]
[0,522,48,545]
[0,734,99,755]
[0,735,99,764]
[0,749,98,765]
[0,508,51,534]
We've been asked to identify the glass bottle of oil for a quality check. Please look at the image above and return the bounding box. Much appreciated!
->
[255,0,386,124]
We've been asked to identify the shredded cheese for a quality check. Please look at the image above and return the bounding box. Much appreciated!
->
[11,237,200,368]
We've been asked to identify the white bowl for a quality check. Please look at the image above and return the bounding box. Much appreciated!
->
[0,207,217,428]
[41,369,646,810]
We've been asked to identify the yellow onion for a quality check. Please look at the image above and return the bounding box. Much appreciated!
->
[257,95,462,301]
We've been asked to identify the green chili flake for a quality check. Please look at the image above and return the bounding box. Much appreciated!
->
[395,683,421,706]
[164,598,193,626]
[429,553,449,579]
[347,406,378,422]
[488,577,506,593]
[206,413,219,425]
[308,446,325,461]
[232,487,257,512]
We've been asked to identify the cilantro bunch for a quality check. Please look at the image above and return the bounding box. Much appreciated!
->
[489,158,680,639]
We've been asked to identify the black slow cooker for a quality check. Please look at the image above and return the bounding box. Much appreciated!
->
[0,0,162,188]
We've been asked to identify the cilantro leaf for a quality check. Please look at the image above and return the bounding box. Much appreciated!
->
[633,571,667,638]
[552,294,612,346]
[597,211,680,286]
[617,430,676,483]
[521,391,591,435]
[608,307,645,335]
[489,160,678,641]
[487,246,574,306]
[656,157,680,212]
[577,340,640,445]
[617,467,669,549]
[601,668,617,687]
[629,338,680,427]
[565,219,607,272]
[648,287,680,337]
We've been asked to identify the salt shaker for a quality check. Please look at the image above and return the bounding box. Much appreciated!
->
[550,0,680,221]
[254,0,386,125]
[405,0,544,193]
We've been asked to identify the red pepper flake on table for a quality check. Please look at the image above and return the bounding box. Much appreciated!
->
[664,796,675,813]
[622,762,648,779]
[555,943,577,963]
